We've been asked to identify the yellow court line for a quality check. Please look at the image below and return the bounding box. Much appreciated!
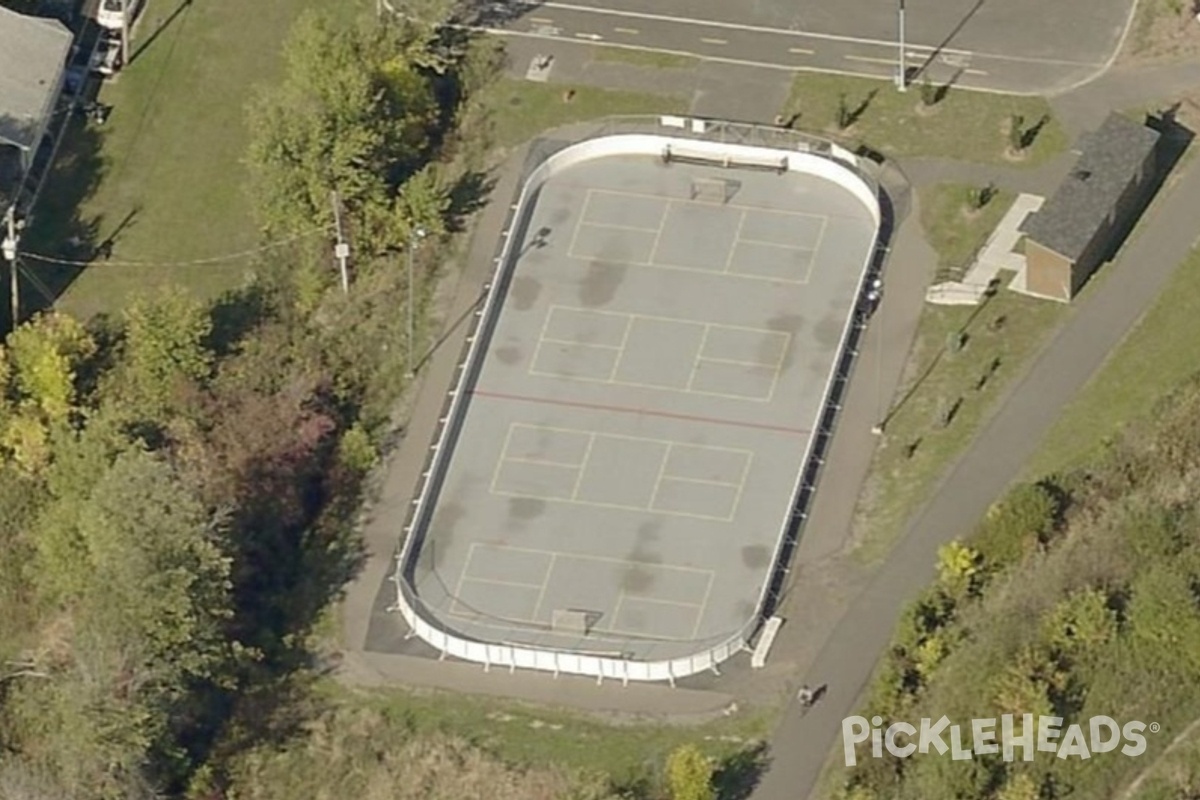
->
[569,433,597,500]
[690,572,716,639]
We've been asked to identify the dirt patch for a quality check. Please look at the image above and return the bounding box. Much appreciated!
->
[1121,0,1200,65]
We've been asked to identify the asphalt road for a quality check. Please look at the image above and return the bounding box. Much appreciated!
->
[480,0,1137,94]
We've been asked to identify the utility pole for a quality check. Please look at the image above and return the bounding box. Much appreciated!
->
[3,206,19,333]
[897,0,908,92]
[330,191,350,294]
[120,0,131,69]
[406,227,426,378]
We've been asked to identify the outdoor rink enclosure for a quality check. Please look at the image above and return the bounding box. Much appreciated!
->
[392,121,882,683]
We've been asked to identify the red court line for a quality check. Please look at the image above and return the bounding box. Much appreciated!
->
[471,389,810,435]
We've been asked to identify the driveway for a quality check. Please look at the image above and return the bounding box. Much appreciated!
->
[485,0,1137,94]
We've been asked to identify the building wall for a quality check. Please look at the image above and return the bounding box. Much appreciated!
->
[1025,240,1073,301]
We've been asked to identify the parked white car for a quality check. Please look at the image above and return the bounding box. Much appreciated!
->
[90,34,123,76]
[96,0,142,30]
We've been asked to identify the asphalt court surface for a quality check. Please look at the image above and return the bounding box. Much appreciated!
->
[408,152,878,660]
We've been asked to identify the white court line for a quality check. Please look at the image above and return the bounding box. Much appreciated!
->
[788,46,814,55]
[526,305,561,378]
[563,250,810,284]
[569,433,597,500]
[528,553,559,622]
[477,543,714,574]
[658,474,742,488]
[646,199,670,265]
[488,426,520,496]
[697,355,781,368]
[685,324,712,391]
[606,314,635,381]
[578,219,661,234]
[700,37,727,45]
[492,487,739,521]
[646,442,674,511]
[449,542,481,616]
[723,451,756,520]
[504,456,583,469]
[724,209,748,272]
[588,187,842,218]
[529,363,776,402]
[564,189,595,261]
[540,335,623,350]
[734,237,816,251]
[460,575,545,591]
[690,572,716,639]
[617,593,706,610]
[613,26,639,34]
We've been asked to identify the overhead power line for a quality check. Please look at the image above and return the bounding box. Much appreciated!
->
[19,226,332,269]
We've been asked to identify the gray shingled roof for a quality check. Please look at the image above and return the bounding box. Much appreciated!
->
[0,5,73,154]
[1020,113,1160,261]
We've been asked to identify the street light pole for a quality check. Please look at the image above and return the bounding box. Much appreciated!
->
[406,227,426,378]
[897,0,907,92]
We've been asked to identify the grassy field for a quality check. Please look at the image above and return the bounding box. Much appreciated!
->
[591,46,700,69]
[919,183,1017,281]
[28,0,363,320]
[480,78,689,151]
[779,73,1068,165]
[329,683,768,791]
[1023,243,1200,479]
[852,290,1068,563]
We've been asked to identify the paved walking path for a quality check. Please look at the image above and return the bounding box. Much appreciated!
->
[753,128,1200,800]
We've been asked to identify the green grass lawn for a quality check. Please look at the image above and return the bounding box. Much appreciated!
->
[591,46,700,69]
[481,78,689,151]
[853,291,1068,563]
[28,0,363,320]
[329,683,768,791]
[919,183,1016,281]
[1023,243,1200,479]
[779,73,1068,165]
